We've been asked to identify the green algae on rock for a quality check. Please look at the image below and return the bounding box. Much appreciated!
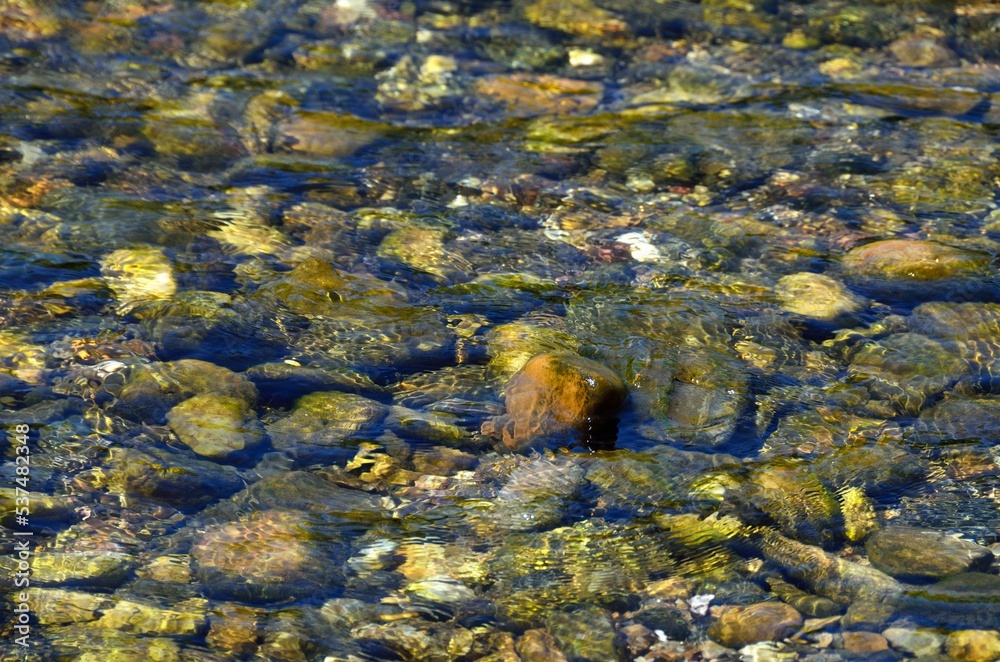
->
[912,395,1000,446]
[842,240,991,281]
[166,393,265,461]
[23,588,109,625]
[848,332,968,415]
[114,359,258,423]
[485,322,581,383]
[95,598,208,637]
[774,272,867,322]
[744,459,842,545]
[94,446,244,508]
[31,551,137,590]
[946,630,1000,662]
[266,390,388,464]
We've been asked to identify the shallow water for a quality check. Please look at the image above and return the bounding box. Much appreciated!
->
[2,0,1000,660]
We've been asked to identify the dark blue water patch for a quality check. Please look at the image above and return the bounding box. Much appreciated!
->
[0,249,99,290]
[851,278,1000,317]
[154,331,290,372]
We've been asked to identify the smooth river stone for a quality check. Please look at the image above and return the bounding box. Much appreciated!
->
[866,527,993,582]
[946,630,1000,662]
[485,353,627,452]
[166,393,265,460]
[707,602,803,648]
[774,272,866,321]
[842,239,989,281]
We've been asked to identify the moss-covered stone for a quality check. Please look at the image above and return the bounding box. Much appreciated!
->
[115,359,258,423]
[100,446,244,508]
[842,240,990,282]
[745,459,841,545]
[257,256,402,317]
[766,577,840,618]
[32,551,136,589]
[523,0,626,38]
[945,630,1000,662]
[96,598,208,637]
[839,486,878,543]
[378,224,471,282]
[142,92,247,170]
[0,488,77,525]
[813,442,926,494]
[206,603,267,658]
[774,272,866,322]
[385,405,469,446]
[757,528,905,605]
[849,333,968,415]
[23,588,109,625]
[546,607,618,662]
[486,322,581,383]
[166,393,265,460]
[913,395,1000,446]
[267,390,388,464]
[842,601,896,631]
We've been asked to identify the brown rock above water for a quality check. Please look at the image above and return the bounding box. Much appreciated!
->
[483,353,627,452]
[707,602,803,648]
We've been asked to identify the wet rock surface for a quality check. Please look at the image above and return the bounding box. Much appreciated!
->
[775,272,867,322]
[707,601,804,648]
[484,353,627,452]
[166,393,265,460]
[946,630,1000,662]
[266,390,389,464]
[866,527,994,582]
[191,508,340,603]
[114,359,258,423]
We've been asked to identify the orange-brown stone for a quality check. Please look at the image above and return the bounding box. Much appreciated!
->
[707,602,803,649]
[842,631,889,654]
[473,75,604,117]
[486,353,626,452]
